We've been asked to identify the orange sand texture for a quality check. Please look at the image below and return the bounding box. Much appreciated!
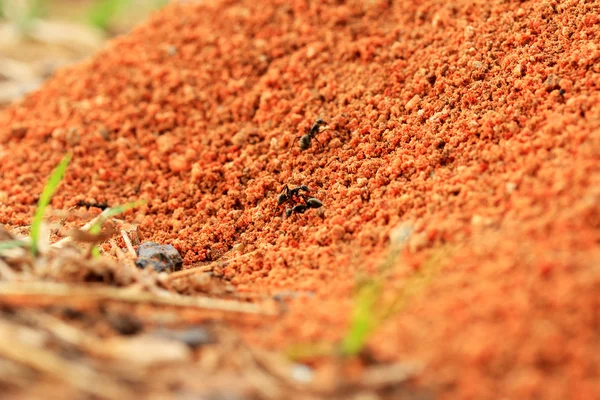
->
[1,0,600,398]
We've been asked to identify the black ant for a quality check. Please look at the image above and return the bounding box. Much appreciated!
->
[292,118,329,151]
[76,200,110,210]
[277,184,323,217]
[277,184,310,205]
[305,197,323,209]
[285,198,323,217]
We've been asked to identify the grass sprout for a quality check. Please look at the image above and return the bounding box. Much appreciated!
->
[286,245,446,360]
[87,0,167,31]
[89,201,145,258]
[340,248,445,356]
[340,279,382,356]
[87,0,131,30]
[0,240,29,255]
[30,153,72,257]
[2,0,47,33]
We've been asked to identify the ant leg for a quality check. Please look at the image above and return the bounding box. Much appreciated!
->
[317,126,330,147]
[298,193,311,203]
[312,135,323,151]
[289,136,303,152]
[313,126,329,151]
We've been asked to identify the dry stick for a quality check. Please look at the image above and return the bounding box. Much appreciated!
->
[359,361,423,388]
[19,311,147,381]
[167,249,262,282]
[110,239,127,261]
[249,347,313,391]
[0,321,131,400]
[218,327,284,400]
[0,258,18,281]
[0,358,34,388]
[53,208,114,248]
[21,311,106,356]
[166,265,215,281]
[121,230,136,257]
[0,281,276,315]
[242,353,283,400]
[109,239,140,276]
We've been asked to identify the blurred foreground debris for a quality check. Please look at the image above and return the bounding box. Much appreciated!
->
[0,19,105,105]
[0,217,424,399]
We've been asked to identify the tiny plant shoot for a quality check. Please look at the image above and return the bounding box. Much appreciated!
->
[340,279,382,356]
[30,153,72,257]
[89,200,145,258]
[0,240,28,255]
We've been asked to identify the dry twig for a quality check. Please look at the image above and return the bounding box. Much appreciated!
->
[53,208,114,248]
[121,230,137,257]
[0,281,277,315]
[0,320,132,400]
[167,248,263,283]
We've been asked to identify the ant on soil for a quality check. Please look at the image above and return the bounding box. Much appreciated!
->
[292,118,329,151]
[277,184,310,205]
[76,200,110,210]
[276,184,323,218]
[285,198,323,218]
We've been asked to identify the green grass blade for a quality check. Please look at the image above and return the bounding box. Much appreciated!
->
[25,0,47,19]
[30,153,72,256]
[7,0,47,34]
[87,0,131,30]
[0,240,28,254]
[89,201,145,234]
[340,250,445,356]
[340,280,381,356]
[152,0,169,8]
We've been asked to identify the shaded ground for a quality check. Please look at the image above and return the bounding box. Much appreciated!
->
[1,0,599,399]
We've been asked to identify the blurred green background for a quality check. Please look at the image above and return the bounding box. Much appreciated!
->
[0,0,169,106]
[0,0,168,33]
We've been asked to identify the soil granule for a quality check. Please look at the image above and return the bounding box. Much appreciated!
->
[1,0,600,399]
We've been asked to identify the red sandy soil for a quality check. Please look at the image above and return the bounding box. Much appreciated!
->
[1,0,600,398]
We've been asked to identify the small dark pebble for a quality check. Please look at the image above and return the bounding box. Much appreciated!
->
[544,74,561,92]
[136,241,183,272]
[153,327,215,348]
[106,312,143,335]
[57,307,86,320]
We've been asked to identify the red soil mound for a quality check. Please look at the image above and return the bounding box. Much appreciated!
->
[1,0,600,398]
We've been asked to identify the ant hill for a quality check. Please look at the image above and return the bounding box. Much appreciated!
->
[1,1,600,398]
